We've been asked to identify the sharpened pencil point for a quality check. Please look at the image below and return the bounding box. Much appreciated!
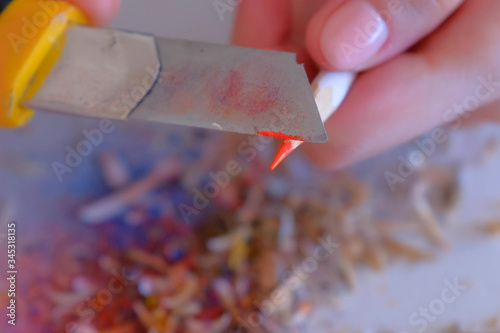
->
[270,140,304,170]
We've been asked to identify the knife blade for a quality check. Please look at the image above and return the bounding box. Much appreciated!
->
[24,25,328,143]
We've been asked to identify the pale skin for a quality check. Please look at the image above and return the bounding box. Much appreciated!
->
[65,0,120,27]
[77,0,500,169]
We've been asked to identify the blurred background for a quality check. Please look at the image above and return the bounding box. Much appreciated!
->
[1,1,500,332]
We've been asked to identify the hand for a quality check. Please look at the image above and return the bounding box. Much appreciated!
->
[233,0,500,169]
[65,0,120,26]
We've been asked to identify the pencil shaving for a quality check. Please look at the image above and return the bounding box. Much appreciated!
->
[339,247,356,290]
[483,222,500,235]
[79,159,180,223]
[99,153,131,189]
[364,242,385,271]
[412,180,449,249]
[100,323,136,333]
[127,248,170,274]
[382,237,434,262]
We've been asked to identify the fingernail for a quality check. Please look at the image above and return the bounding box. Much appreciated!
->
[321,0,388,69]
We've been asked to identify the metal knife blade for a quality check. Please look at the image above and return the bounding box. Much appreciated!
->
[25,25,328,143]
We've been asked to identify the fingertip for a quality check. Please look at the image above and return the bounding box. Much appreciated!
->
[66,0,120,26]
[307,0,388,71]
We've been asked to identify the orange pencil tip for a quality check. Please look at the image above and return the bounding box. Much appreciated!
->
[270,140,303,170]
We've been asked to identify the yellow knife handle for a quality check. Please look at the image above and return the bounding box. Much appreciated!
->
[0,0,87,128]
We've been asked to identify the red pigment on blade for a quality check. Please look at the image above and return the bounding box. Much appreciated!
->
[222,70,243,104]
[207,68,281,118]
[257,131,303,141]
[270,140,304,170]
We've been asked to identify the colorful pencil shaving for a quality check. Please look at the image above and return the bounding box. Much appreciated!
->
[13,133,500,333]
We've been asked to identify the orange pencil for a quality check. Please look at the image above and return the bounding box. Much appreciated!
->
[271,71,356,170]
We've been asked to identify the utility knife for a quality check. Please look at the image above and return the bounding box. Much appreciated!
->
[0,0,333,143]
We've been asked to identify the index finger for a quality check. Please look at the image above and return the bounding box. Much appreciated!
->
[306,0,464,71]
